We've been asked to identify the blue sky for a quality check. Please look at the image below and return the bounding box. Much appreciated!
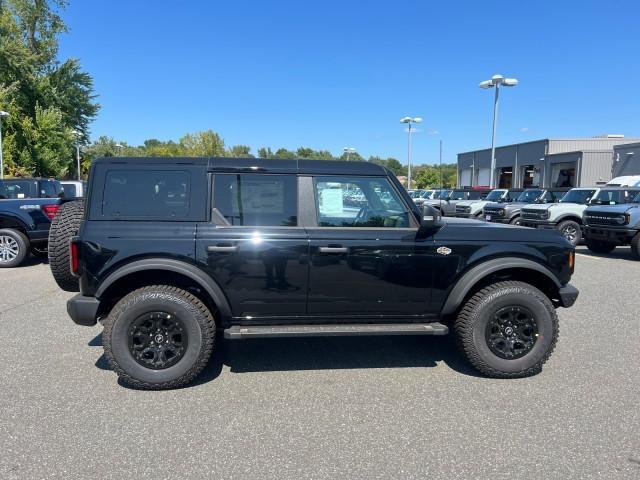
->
[58,0,640,165]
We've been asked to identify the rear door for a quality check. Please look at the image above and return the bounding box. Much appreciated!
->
[196,173,309,319]
[305,175,434,317]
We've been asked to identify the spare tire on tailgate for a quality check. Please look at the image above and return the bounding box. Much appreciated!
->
[49,200,84,292]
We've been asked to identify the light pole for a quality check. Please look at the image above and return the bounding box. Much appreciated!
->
[479,74,518,188]
[71,130,81,181]
[343,147,356,161]
[400,116,422,189]
[0,111,9,180]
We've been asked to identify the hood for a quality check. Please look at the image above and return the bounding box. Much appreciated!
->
[584,204,639,214]
[456,200,487,207]
[438,217,570,244]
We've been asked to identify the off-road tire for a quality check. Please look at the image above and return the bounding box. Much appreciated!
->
[630,232,640,259]
[557,219,581,246]
[0,228,29,268]
[103,285,216,390]
[48,200,84,291]
[509,216,521,225]
[455,280,558,378]
[586,240,616,254]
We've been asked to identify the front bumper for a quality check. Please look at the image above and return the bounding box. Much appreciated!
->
[67,294,99,326]
[583,226,638,245]
[558,284,579,308]
[520,219,555,229]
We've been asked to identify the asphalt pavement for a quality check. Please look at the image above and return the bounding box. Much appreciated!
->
[0,248,638,479]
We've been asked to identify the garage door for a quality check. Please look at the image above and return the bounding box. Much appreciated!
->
[477,168,491,187]
[459,168,472,187]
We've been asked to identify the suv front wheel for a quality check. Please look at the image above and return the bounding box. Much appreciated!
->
[455,281,558,378]
[103,285,216,389]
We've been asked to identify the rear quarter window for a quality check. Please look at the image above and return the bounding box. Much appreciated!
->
[102,170,191,219]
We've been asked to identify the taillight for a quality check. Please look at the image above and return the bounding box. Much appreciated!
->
[70,240,79,275]
[41,204,60,220]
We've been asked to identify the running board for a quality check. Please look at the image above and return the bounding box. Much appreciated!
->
[224,323,449,339]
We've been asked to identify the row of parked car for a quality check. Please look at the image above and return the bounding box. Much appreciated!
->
[408,174,640,257]
[0,178,86,267]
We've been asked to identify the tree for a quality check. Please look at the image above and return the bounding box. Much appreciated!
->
[415,167,441,189]
[226,144,253,157]
[0,0,99,178]
[258,147,273,158]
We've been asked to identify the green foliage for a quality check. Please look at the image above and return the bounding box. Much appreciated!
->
[0,0,99,178]
[368,156,406,176]
[414,163,458,189]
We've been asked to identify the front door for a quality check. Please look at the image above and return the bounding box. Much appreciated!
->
[196,173,309,319]
[306,176,434,317]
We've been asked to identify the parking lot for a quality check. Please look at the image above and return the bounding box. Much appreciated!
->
[0,248,638,480]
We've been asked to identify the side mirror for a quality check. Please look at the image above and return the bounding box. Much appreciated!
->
[418,204,444,237]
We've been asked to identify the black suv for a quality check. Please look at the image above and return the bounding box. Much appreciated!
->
[49,157,578,389]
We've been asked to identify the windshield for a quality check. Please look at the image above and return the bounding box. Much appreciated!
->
[409,190,423,198]
[484,189,506,201]
[560,189,596,204]
[420,190,435,199]
[516,189,544,203]
[436,189,452,200]
[590,190,640,205]
[632,192,640,203]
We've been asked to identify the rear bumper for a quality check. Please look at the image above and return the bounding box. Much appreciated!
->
[67,294,99,326]
[583,226,638,245]
[558,284,579,308]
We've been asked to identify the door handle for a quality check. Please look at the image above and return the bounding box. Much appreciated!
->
[207,245,239,253]
[318,246,349,254]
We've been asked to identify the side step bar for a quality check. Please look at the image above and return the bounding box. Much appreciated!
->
[224,323,449,340]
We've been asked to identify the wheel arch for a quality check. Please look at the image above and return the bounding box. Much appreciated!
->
[95,258,232,320]
[441,257,562,315]
[555,214,583,225]
[0,214,30,233]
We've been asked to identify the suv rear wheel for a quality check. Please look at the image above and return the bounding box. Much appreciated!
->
[454,281,558,378]
[103,285,216,389]
[586,240,616,254]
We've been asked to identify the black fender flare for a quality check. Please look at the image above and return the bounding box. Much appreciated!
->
[95,258,232,318]
[441,257,562,315]
[0,213,31,231]
[554,214,582,225]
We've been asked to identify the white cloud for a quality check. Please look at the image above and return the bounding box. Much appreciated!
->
[520,127,529,132]
[428,129,440,135]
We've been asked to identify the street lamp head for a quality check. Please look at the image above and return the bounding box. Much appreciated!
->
[0,111,9,117]
[71,129,80,137]
[413,117,423,123]
[502,78,518,87]
[400,116,412,123]
[479,80,493,89]
[491,74,504,84]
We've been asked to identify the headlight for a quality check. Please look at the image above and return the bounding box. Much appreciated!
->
[543,210,550,219]
[498,209,505,215]
[616,215,628,225]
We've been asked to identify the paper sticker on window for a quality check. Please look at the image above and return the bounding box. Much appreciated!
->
[17,193,25,198]
[320,188,344,215]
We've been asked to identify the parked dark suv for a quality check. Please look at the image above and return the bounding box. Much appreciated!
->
[49,157,578,389]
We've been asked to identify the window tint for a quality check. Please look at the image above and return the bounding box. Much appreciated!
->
[468,190,487,200]
[0,180,34,199]
[62,183,77,197]
[213,174,297,226]
[103,170,190,218]
[314,176,410,228]
[40,180,63,198]
[450,190,466,200]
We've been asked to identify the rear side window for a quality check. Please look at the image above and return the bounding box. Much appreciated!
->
[40,180,62,198]
[102,170,190,218]
[0,180,34,199]
[213,174,297,226]
[62,183,77,197]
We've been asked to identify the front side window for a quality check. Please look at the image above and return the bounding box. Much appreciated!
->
[450,190,467,201]
[314,176,410,228]
[103,170,190,218]
[213,174,297,226]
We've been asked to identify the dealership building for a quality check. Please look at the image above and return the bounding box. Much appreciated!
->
[612,141,640,177]
[457,136,640,189]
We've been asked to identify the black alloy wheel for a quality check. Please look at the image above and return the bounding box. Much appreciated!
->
[128,312,188,370]
[485,306,538,359]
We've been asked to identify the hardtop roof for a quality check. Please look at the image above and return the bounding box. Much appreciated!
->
[92,157,390,176]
